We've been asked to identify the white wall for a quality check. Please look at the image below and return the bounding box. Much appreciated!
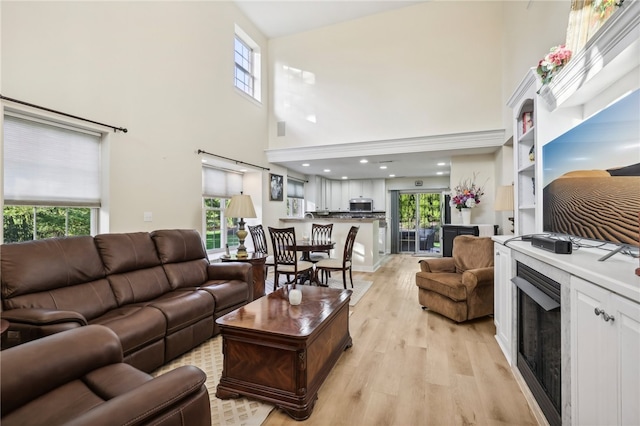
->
[449,154,496,226]
[1,1,269,234]
[268,1,505,149]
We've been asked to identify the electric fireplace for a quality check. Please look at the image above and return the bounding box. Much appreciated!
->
[512,262,562,426]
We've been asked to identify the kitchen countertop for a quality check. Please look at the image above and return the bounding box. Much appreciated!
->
[280,217,381,223]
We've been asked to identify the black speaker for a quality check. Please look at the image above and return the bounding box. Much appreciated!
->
[531,236,572,254]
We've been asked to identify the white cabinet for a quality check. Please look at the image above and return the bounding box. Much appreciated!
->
[372,179,386,212]
[348,180,363,199]
[571,276,640,426]
[493,242,513,365]
[330,180,343,211]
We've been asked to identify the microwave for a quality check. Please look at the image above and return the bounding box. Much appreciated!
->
[349,198,374,213]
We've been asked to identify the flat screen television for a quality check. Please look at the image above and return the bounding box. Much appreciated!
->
[542,89,640,248]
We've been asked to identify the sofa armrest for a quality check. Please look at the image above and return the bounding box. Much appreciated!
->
[207,262,252,281]
[418,258,455,273]
[66,366,209,426]
[1,308,87,326]
[461,267,495,291]
[1,325,122,417]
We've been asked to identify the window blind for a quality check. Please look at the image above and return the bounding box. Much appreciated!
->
[3,114,102,207]
[287,179,305,198]
[202,166,243,198]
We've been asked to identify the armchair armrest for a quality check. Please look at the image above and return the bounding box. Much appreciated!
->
[418,258,456,273]
[67,366,209,426]
[461,267,495,291]
[1,325,122,416]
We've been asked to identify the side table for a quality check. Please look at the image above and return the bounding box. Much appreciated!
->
[221,253,267,300]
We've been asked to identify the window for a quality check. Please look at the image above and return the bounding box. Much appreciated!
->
[234,25,261,102]
[202,166,243,252]
[287,178,305,218]
[3,113,102,243]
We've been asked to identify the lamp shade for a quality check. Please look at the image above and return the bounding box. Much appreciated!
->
[494,185,514,211]
[225,194,257,218]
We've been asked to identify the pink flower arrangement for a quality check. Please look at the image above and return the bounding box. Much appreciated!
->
[450,174,485,211]
[537,45,572,86]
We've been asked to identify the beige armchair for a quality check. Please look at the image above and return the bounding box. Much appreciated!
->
[415,235,494,322]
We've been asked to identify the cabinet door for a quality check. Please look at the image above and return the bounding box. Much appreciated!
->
[348,180,363,199]
[613,293,640,426]
[571,276,617,426]
[372,179,386,211]
[330,180,343,211]
[493,243,513,365]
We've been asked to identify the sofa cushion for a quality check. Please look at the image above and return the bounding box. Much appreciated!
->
[1,237,115,320]
[200,280,250,311]
[151,229,207,264]
[1,236,105,297]
[94,232,162,275]
[107,266,173,306]
[162,259,210,290]
[150,290,214,334]
[90,306,166,355]
[3,279,117,322]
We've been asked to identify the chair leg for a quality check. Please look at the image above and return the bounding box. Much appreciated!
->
[349,267,354,288]
[274,272,279,292]
[342,270,347,289]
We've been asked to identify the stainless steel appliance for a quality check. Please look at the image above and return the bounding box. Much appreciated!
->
[349,198,373,213]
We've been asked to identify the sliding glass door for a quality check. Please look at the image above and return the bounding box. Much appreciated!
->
[398,192,442,253]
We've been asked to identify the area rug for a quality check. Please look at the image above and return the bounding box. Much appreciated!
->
[265,275,373,306]
[152,337,274,426]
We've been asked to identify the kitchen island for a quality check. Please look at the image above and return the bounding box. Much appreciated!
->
[279,217,382,272]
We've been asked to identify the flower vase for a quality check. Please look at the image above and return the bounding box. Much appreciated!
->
[461,209,471,225]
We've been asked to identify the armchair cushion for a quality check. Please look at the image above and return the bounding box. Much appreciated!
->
[452,235,494,272]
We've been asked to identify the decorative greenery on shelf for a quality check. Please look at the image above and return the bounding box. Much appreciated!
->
[536,44,572,92]
[449,173,485,211]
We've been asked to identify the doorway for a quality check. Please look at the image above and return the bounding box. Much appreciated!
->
[397,192,443,254]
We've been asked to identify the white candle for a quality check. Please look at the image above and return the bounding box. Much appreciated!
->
[289,288,302,305]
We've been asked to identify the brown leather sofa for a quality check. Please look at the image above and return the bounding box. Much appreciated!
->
[1,324,211,426]
[1,229,253,372]
[415,235,494,322]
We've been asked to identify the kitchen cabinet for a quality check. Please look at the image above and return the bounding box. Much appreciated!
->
[570,276,640,426]
[330,180,343,211]
[493,242,513,365]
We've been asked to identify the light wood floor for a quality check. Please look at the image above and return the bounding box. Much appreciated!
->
[262,254,539,426]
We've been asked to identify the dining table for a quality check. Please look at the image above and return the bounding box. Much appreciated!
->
[286,240,335,286]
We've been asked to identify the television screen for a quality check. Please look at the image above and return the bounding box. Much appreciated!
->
[542,90,640,247]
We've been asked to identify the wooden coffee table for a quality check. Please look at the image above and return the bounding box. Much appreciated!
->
[215,285,352,420]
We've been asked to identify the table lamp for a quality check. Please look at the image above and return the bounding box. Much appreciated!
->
[495,185,515,234]
[225,192,257,258]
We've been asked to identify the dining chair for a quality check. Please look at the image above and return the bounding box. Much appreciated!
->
[268,226,314,291]
[248,224,275,276]
[309,223,333,262]
[316,226,359,289]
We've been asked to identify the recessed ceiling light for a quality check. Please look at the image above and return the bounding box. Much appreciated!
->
[201,159,207,163]
[379,165,387,169]
[389,174,396,177]
[437,162,446,166]
[239,169,247,172]
[302,163,310,167]
[437,171,443,175]
[360,159,368,164]
[323,169,331,172]
[341,176,348,180]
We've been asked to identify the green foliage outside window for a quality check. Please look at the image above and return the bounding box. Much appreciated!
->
[3,206,91,243]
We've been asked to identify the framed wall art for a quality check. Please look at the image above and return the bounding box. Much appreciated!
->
[270,173,283,201]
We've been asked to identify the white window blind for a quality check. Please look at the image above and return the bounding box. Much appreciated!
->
[287,179,305,198]
[3,114,101,207]
[202,166,243,198]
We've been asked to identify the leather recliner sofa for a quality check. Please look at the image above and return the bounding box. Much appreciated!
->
[1,324,211,426]
[1,229,253,372]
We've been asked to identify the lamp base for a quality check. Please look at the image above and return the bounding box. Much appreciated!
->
[236,221,249,258]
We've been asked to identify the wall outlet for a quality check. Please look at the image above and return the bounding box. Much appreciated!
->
[143,212,153,222]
